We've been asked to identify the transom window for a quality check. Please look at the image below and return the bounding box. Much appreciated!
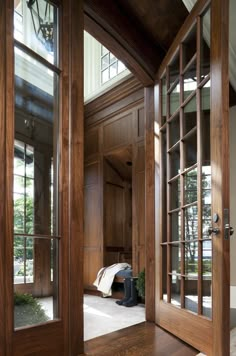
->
[101,46,126,84]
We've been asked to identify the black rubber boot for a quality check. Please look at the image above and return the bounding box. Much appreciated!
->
[115,278,131,305]
[123,278,138,307]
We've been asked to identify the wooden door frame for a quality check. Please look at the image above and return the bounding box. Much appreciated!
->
[211,0,230,354]
[0,0,84,355]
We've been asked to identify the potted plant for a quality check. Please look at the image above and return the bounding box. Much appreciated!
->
[136,269,145,302]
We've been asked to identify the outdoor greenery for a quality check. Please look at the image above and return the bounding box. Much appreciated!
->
[14,293,49,328]
[136,269,145,298]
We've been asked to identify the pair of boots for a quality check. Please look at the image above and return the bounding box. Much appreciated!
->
[116,277,138,307]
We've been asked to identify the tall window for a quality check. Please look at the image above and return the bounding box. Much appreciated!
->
[13,0,60,328]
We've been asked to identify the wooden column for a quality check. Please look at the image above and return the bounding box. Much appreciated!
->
[211,0,230,355]
[145,86,155,322]
[69,0,84,354]
[0,0,6,354]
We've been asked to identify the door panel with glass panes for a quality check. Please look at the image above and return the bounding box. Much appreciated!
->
[156,1,230,355]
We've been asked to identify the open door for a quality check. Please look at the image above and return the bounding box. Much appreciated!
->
[156,0,230,355]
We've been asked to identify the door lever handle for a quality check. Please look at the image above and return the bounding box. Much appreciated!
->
[208,227,220,235]
[225,223,234,239]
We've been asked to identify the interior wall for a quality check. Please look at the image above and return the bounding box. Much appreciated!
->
[84,76,145,290]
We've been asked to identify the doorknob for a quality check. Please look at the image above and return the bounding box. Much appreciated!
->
[208,227,220,235]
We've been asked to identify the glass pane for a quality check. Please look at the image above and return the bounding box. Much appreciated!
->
[15,47,59,237]
[14,236,25,284]
[162,245,167,299]
[14,193,25,233]
[183,61,197,100]
[169,144,180,178]
[101,54,109,70]
[169,52,179,87]
[183,131,197,169]
[118,61,126,73]
[14,140,25,176]
[169,113,180,148]
[185,242,198,275]
[170,178,180,210]
[25,237,34,283]
[201,7,211,80]
[101,46,109,56]
[14,237,59,328]
[184,169,197,205]
[171,275,181,308]
[202,166,211,239]
[110,62,118,78]
[171,244,181,274]
[110,52,116,64]
[202,240,212,318]
[182,25,197,68]
[170,82,180,115]
[202,81,211,165]
[102,69,109,83]
[185,205,198,241]
[170,211,181,241]
[14,0,58,65]
[183,95,197,135]
[161,76,167,123]
[26,145,34,178]
[184,277,198,314]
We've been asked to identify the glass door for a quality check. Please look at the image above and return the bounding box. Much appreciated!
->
[156,1,230,355]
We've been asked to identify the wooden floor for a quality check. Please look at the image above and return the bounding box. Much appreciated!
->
[81,322,198,355]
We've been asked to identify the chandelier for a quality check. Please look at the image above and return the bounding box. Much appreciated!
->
[26,0,54,52]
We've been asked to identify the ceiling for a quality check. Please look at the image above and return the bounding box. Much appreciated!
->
[84,0,189,85]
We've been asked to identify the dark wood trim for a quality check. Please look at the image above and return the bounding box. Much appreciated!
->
[69,0,84,354]
[85,76,142,117]
[5,0,15,354]
[145,87,155,322]
[157,0,210,78]
[0,0,6,354]
[85,77,144,128]
[211,0,230,355]
[84,11,156,87]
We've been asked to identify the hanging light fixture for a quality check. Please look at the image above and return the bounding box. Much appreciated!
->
[26,0,54,52]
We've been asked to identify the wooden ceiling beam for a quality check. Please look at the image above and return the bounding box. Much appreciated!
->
[84,0,165,86]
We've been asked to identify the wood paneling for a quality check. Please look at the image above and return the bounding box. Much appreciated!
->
[84,90,145,290]
[84,129,99,159]
[84,185,101,247]
[85,162,99,186]
[13,322,64,356]
[138,107,145,138]
[103,113,133,151]
[85,76,144,128]
[144,87,155,322]
[84,249,102,288]
[132,143,145,276]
